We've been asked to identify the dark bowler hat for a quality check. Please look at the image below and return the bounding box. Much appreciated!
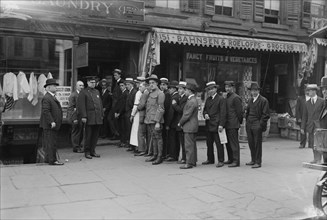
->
[125,77,134,84]
[168,80,179,88]
[306,84,319,91]
[44,78,59,88]
[248,82,261,90]
[185,83,197,92]
[113,69,122,74]
[160,78,169,84]
[320,76,327,89]
[205,81,219,90]
[224,81,235,87]
[84,76,97,81]
[146,74,161,84]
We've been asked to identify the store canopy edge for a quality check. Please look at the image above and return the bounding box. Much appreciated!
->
[153,28,307,53]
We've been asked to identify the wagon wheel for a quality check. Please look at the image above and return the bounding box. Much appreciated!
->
[313,171,327,216]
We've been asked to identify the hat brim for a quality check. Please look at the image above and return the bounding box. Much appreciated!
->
[306,87,319,91]
[44,83,59,88]
[146,78,160,84]
[205,85,218,90]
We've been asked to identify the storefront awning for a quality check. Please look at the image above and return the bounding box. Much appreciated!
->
[153,28,307,53]
[309,26,327,38]
[316,38,327,46]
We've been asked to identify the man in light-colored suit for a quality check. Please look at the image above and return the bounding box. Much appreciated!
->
[67,81,84,153]
[301,84,325,164]
[178,83,198,169]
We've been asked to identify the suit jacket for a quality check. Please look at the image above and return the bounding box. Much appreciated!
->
[137,89,149,123]
[295,96,307,125]
[40,92,63,130]
[225,92,243,129]
[174,94,188,131]
[302,97,325,132]
[77,87,103,125]
[101,89,112,114]
[320,99,327,129]
[144,89,165,124]
[112,78,122,107]
[179,95,198,133]
[115,89,128,116]
[203,93,226,132]
[168,92,180,129]
[67,90,79,124]
[163,90,172,126]
[125,88,137,117]
[245,95,270,131]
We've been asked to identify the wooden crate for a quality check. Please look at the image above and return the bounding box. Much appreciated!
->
[280,128,289,138]
[315,129,327,152]
[288,129,300,141]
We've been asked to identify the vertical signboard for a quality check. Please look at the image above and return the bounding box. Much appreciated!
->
[76,43,88,68]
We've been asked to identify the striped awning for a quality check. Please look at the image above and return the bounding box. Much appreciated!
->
[153,28,307,53]
[316,38,327,46]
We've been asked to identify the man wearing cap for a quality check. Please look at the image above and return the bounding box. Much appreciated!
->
[137,82,150,156]
[144,74,165,165]
[165,80,180,162]
[202,81,226,168]
[100,79,112,139]
[115,80,128,147]
[302,84,325,164]
[178,83,198,169]
[108,69,123,140]
[77,76,104,159]
[67,80,84,153]
[296,82,310,148]
[40,79,64,165]
[125,78,137,152]
[245,82,270,168]
[160,77,172,159]
[224,81,243,167]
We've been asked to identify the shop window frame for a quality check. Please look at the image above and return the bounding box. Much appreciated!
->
[264,0,280,24]
[214,0,233,17]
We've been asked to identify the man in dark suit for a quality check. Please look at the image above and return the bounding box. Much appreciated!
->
[165,81,180,162]
[224,81,243,167]
[296,83,309,148]
[202,81,226,168]
[245,82,270,169]
[67,80,84,153]
[178,83,198,169]
[160,78,172,159]
[77,76,104,159]
[302,84,325,164]
[115,80,128,147]
[109,69,123,140]
[99,79,112,138]
[174,81,188,164]
[319,76,327,163]
[40,79,64,165]
[124,78,137,152]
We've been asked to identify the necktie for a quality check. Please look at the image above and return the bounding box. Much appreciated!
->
[311,98,314,105]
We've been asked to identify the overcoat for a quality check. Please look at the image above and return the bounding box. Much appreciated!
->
[40,92,63,130]
[225,92,243,129]
[245,95,270,131]
[174,94,187,131]
[67,90,79,123]
[101,89,112,114]
[203,93,226,132]
[115,89,128,116]
[302,97,324,133]
[168,92,180,129]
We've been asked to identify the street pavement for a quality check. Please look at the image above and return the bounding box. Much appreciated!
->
[0,137,323,219]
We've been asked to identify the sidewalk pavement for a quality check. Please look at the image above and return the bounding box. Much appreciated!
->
[0,137,322,219]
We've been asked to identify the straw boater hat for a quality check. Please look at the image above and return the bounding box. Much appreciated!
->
[160,78,169,85]
[205,81,219,90]
[125,77,134,84]
[146,74,161,84]
[248,82,261,90]
[224,81,235,87]
[44,79,59,88]
[134,76,146,83]
[305,84,319,91]
[320,76,327,89]
[177,81,187,88]
[185,83,197,92]
[168,80,179,88]
[112,69,122,74]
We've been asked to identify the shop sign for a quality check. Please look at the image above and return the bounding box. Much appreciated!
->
[185,52,258,64]
[76,43,88,68]
[56,86,71,108]
[2,0,144,22]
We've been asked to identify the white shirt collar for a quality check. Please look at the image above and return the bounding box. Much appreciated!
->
[48,91,55,97]
[253,94,259,102]
[77,90,80,94]
[211,93,217,99]
[311,95,318,103]
[305,95,310,101]
[188,94,195,100]
[181,94,185,98]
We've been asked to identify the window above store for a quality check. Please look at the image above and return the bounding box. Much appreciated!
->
[264,0,280,24]
[156,0,180,9]
[214,0,233,16]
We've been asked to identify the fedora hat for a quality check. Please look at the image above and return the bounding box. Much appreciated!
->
[205,81,219,90]
[177,81,187,88]
[306,84,319,91]
[224,81,235,87]
[168,80,179,88]
[44,78,59,88]
[160,78,169,84]
[185,83,197,92]
[248,82,261,90]
[320,76,327,89]
[113,69,122,74]
[146,74,160,84]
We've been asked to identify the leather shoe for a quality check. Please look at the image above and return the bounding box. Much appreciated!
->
[134,152,146,156]
[126,148,134,152]
[228,162,240,167]
[85,154,92,159]
[299,145,305,149]
[224,160,233,165]
[180,164,193,169]
[310,160,319,164]
[251,164,261,168]
[177,160,186,164]
[145,156,156,162]
[165,157,177,162]
[91,153,100,158]
[50,161,64,165]
[246,161,255,166]
[73,148,84,153]
[152,159,163,165]
[202,160,214,165]
[216,162,224,168]
[144,154,152,157]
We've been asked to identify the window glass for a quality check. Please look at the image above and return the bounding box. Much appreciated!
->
[156,0,180,9]
[214,0,233,16]
[1,36,72,120]
[264,0,280,11]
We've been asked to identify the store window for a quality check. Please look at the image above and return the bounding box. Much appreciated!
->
[264,0,280,24]
[214,0,233,16]
[1,36,73,121]
[156,0,179,9]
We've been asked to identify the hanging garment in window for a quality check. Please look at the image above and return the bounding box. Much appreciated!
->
[3,72,18,101]
[17,71,31,99]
